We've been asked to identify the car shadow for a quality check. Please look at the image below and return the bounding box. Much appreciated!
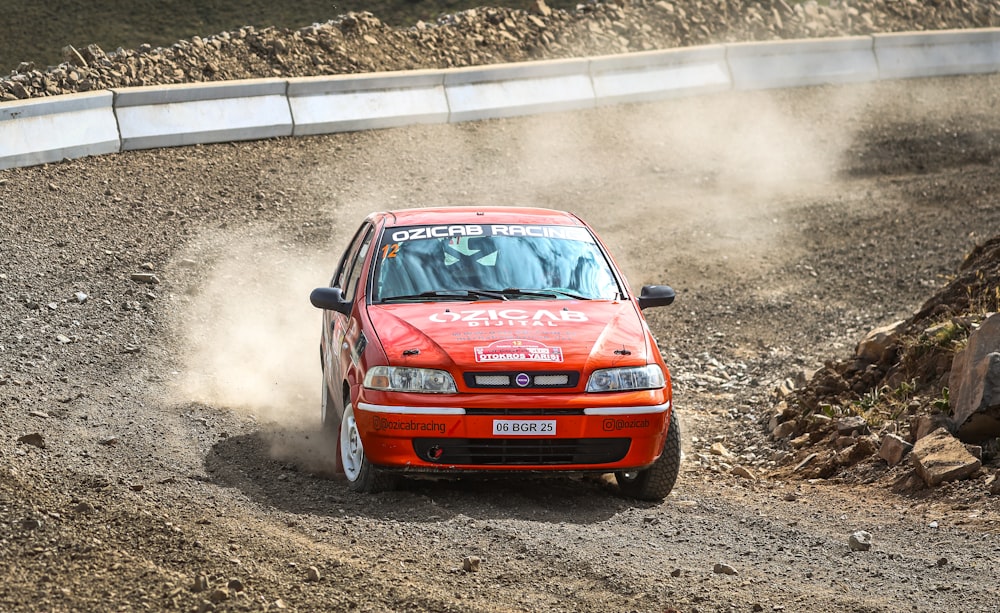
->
[205,426,658,524]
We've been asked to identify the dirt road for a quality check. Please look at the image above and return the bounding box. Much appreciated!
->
[3,75,1000,612]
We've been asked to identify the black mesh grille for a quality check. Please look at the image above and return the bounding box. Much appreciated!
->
[463,408,585,416]
[413,438,631,465]
[463,370,580,389]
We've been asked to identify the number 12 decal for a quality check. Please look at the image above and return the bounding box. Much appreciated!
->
[381,243,400,259]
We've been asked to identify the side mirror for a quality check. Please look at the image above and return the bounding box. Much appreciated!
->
[637,285,675,310]
[310,287,352,316]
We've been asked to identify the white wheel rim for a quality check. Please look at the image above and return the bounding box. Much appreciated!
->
[340,404,364,481]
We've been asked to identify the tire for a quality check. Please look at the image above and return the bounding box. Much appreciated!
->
[615,413,681,501]
[339,402,395,493]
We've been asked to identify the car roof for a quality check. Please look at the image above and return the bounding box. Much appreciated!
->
[378,206,586,228]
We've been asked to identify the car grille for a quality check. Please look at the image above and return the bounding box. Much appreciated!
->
[463,408,585,416]
[413,438,631,465]
[463,370,579,389]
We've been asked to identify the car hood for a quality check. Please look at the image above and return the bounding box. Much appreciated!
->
[367,300,650,371]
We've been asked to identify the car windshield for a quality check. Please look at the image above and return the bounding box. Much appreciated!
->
[371,223,623,303]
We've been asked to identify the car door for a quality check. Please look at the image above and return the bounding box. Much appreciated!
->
[324,222,376,414]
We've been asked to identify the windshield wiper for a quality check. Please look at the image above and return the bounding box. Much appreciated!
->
[380,289,508,303]
[500,288,591,300]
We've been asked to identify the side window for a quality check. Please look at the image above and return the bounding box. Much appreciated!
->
[332,223,371,289]
[343,226,375,302]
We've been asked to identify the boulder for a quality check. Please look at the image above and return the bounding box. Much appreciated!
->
[948,313,1000,441]
[910,428,981,486]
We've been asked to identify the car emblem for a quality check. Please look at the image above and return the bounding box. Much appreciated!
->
[515,373,531,387]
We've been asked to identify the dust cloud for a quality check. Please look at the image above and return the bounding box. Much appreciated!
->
[166,227,336,466]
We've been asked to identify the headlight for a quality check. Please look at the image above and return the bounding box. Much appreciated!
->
[363,366,457,393]
[586,365,665,392]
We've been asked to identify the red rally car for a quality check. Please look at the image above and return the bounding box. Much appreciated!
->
[310,207,680,500]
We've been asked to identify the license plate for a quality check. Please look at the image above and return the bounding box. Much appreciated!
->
[492,419,556,436]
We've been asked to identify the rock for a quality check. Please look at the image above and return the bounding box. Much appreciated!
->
[209,588,229,603]
[56,334,72,344]
[848,530,872,551]
[20,518,42,531]
[793,452,818,472]
[709,442,733,457]
[964,443,983,461]
[73,502,96,514]
[836,415,868,436]
[226,578,244,592]
[62,45,89,67]
[713,562,738,575]
[306,566,321,582]
[855,320,905,362]
[879,433,913,466]
[532,0,552,17]
[74,291,88,303]
[773,421,796,439]
[911,428,982,486]
[790,433,811,449]
[732,465,757,481]
[17,433,46,448]
[949,314,1000,441]
[462,556,481,572]
[837,436,878,466]
[130,272,160,284]
[912,414,950,442]
[192,573,210,593]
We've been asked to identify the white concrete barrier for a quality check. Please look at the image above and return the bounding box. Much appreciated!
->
[288,70,448,135]
[590,45,730,104]
[0,91,120,170]
[445,59,594,122]
[874,29,1000,79]
[113,79,292,150]
[727,37,879,89]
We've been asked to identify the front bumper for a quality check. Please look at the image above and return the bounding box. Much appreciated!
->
[353,393,672,472]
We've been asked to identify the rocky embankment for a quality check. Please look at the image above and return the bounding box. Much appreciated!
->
[765,240,1000,493]
[3,0,1000,101]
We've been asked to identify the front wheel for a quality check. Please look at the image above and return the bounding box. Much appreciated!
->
[615,413,681,501]
[340,403,395,493]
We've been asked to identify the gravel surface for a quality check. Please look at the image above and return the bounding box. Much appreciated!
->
[5,1,1000,610]
[3,71,1000,611]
